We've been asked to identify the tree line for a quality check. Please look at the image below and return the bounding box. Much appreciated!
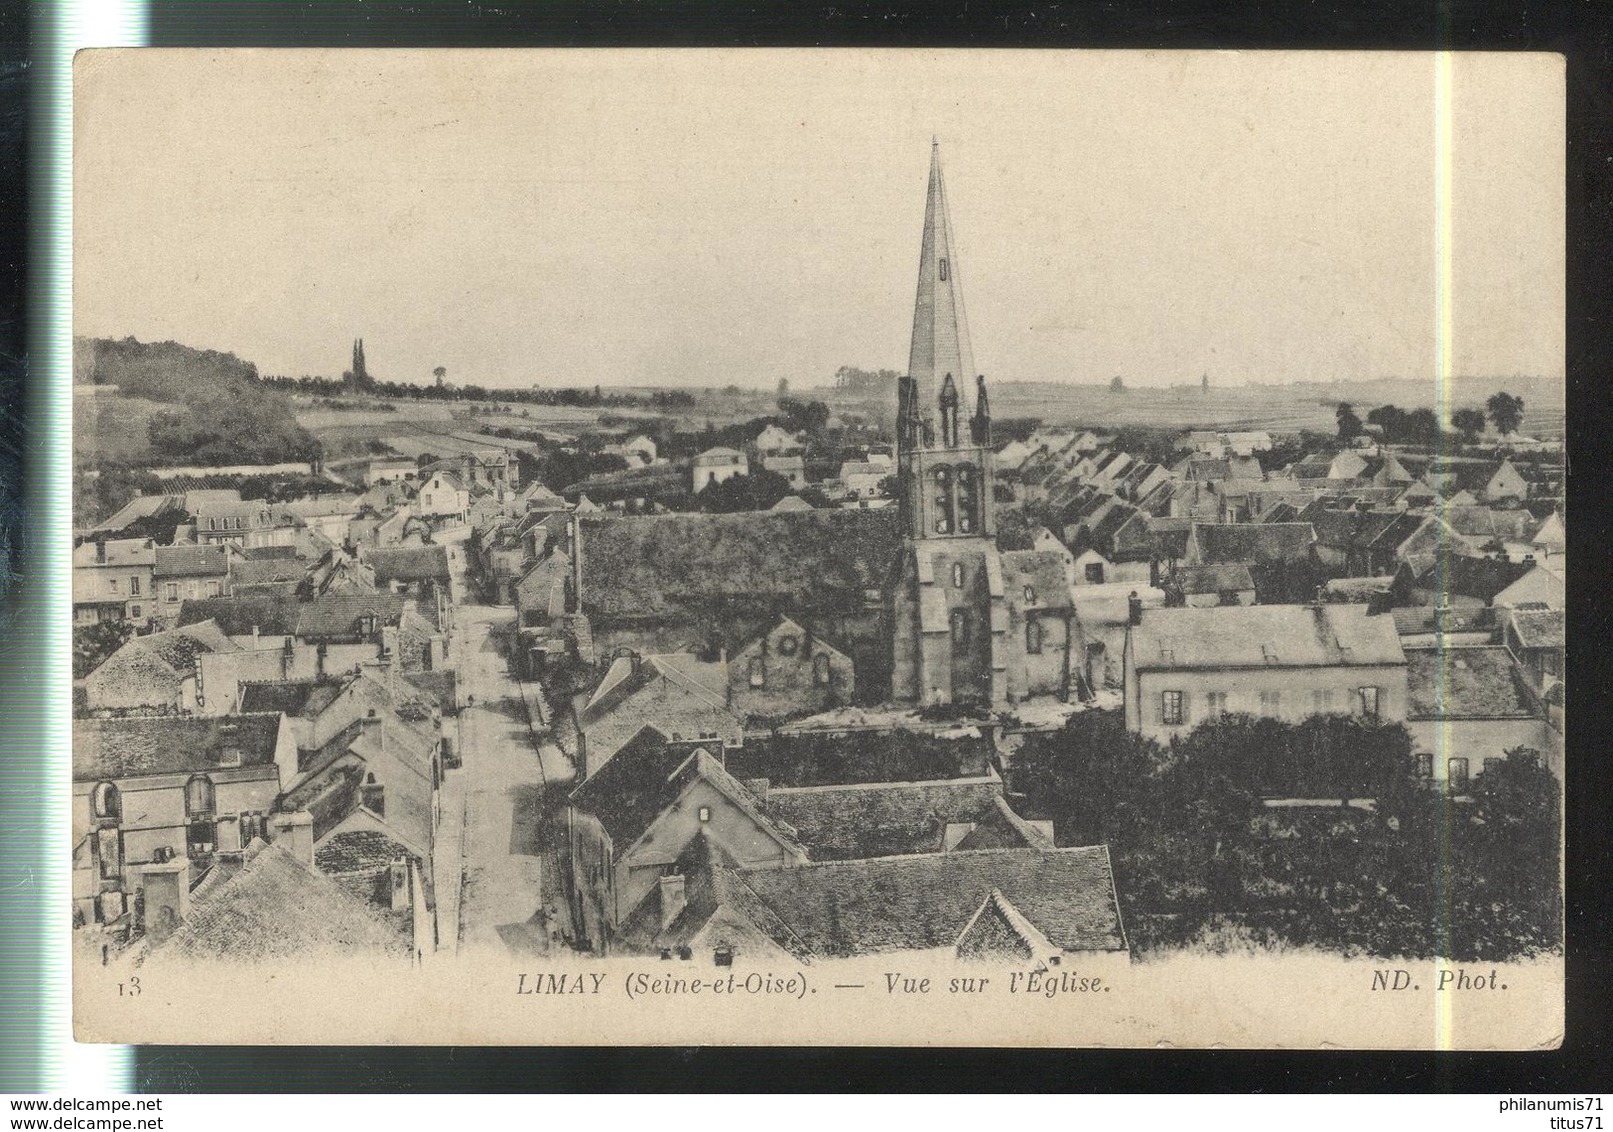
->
[1336,391,1525,446]
[1012,709,1560,960]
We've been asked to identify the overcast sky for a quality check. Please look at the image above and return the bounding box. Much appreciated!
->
[74,49,1563,390]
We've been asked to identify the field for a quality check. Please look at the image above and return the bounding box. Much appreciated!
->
[987,378,1567,439]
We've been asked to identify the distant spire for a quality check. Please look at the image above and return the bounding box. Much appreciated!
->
[905,142,976,444]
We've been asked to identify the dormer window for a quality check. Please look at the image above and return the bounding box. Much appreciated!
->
[91,781,120,822]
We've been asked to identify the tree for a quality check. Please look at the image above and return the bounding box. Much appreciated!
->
[73,620,134,679]
[1109,375,1126,393]
[433,366,447,388]
[1450,407,1487,444]
[696,468,794,513]
[776,377,790,401]
[1336,402,1363,441]
[1486,391,1525,436]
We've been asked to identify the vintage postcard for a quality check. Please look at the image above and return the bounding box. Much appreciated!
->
[70,48,1564,1048]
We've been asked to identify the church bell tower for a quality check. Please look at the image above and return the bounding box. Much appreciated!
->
[891,142,1007,708]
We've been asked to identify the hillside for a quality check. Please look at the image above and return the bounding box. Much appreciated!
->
[73,336,320,470]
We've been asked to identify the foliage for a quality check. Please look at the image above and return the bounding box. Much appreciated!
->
[728,728,989,787]
[73,620,134,679]
[776,396,831,438]
[1486,391,1525,436]
[72,463,165,527]
[1335,402,1363,441]
[1450,407,1487,444]
[1010,711,1559,960]
[833,365,900,396]
[1366,404,1441,448]
[696,468,794,513]
[1109,375,1126,393]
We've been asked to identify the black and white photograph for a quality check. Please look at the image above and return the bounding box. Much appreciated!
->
[68,48,1564,1048]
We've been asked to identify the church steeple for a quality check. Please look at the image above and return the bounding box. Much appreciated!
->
[905,140,976,447]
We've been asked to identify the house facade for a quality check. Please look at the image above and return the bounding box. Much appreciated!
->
[72,537,157,625]
[1123,604,1409,742]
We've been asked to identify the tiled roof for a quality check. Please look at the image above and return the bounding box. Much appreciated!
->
[569,728,796,856]
[315,828,415,876]
[720,845,1126,958]
[361,546,450,584]
[153,544,230,578]
[1131,604,1405,671]
[238,679,348,718]
[72,537,156,568]
[1420,555,1534,602]
[578,509,901,620]
[152,841,408,963]
[1190,522,1317,564]
[1405,646,1539,720]
[177,592,300,636]
[294,593,411,638]
[1508,608,1564,650]
[140,619,239,670]
[73,713,284,782]
[1171,563,1255,595]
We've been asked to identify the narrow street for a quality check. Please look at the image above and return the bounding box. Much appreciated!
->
[440,536,576,959]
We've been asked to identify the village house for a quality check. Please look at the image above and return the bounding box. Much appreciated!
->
[1503,606,1563,707]
[71,713,298,930]
[416,470,470,523]
[72,537,157,626]
[282,495,363,543]
[761,453,807,488]
[567,652,745,779]
[366,456,419,484]
[565,729,807,955]
[1185,522,1322,604]
[1403,645,1551,789]
[153,544,233,624]
[753,424,806,456]
[690,447,748,493]
[361,545,452,601]
[836,459,889,499]
[193,497,298,550]
[602,434,658,467]
[1162,563,1257,608]
[136,832,421,965]
[83,619,239,714]
[1123,603,1408,742]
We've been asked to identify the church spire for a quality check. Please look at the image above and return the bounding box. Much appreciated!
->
[906,141,975,441]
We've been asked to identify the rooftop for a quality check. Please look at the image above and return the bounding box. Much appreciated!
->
[73,713,285,782]
[1405,646,1539,720]
[1130,604,1405,671]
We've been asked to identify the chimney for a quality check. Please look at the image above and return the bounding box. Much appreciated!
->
[268,810,316,870]
[361,771,386,817]
[659,872,687,930]
[1127,592,1143,626]
[140,858,191,942]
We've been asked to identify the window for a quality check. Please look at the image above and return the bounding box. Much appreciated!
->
[91,782,120,821]
[95,827,121,881]
[166,583,178,602]
[1206,691,1228,717]
[1161,690,1185,726]
[106,578,119,594]
[1084,561,1106,584]
[933,467,953,534]
[1258,690,1282,716]
[1311,689,1333,714]
[129,577,140,595]
[1357,686,1380,722]
[186,819,216,858]
[1025,618,1043,655]
[1447,757,1469,791]
[748,658,766,688]
[952,563,965,588]
[956,466,977,533]
[950,609,970,650]
[130,605,141,620]
[1415,754,1433,778]
[813,653,831,686]
[938,257,948,282]
[184,774,215,817]
[205,580,222,598]
[1024,585,1036,603]
[1483,757,1504,775]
